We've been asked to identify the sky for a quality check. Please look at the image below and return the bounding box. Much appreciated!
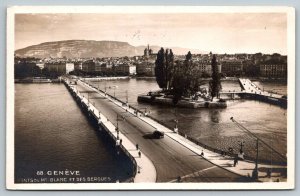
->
[15,13,287,54]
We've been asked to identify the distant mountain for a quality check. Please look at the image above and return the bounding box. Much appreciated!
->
[15,40,206,58]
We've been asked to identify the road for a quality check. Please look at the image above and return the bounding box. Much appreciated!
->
[72,79,250,182]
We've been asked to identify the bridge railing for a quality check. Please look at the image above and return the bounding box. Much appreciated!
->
[63,78,138,182]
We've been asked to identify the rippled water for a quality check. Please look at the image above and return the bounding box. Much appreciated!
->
[15,83,133,183]
[90,78,287,164]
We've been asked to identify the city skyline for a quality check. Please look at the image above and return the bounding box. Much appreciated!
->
[15,13,287,55]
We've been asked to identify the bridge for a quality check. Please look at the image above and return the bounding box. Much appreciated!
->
[63,77,253,183]
[219,78,287,108]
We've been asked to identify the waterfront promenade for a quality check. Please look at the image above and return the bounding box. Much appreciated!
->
[66,77,250,182]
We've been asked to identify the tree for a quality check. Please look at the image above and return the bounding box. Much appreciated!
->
[209,54,222,100]
[186,51,192,61]
[155,48,167,89]
[155,48,174,90]
[170,52,204,104]
[166,49,174,90]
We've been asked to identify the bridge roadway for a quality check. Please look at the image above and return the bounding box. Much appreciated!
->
[73,79,249,182]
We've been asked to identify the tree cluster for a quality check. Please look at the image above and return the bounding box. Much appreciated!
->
[155,49,204,104]
[15,60,41,78]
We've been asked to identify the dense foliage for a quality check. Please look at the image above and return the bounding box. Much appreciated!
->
[155,49,204,104]
[209,54,222,100]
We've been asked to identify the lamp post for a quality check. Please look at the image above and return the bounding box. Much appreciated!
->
[174,119,178,133]
[116,114,119,139]
[116,114,125,140]
[230,117,259,180]
[252,138,259,180]
[238,141,245,154]
[174,108,178,133]
[126,90,128,105]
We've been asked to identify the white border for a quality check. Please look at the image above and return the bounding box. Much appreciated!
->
[6,6,295,190]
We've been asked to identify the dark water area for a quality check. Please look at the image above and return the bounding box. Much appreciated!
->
[90,78,287,164]
[15,83,134,183]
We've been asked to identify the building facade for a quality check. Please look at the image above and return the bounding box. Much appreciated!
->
[260,64,287,78]
[82,60,96,73]
[44,62,67,75]
[136,62,155,76]
[221,60,243,77]
[115,63,136,75]
[66,63,75,74]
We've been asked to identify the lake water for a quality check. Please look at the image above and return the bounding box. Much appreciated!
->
[15,83,134,183]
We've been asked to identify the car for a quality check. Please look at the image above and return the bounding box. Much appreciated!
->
[153,130,164,139]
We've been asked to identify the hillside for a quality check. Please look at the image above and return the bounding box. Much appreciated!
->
[15,40,206,58]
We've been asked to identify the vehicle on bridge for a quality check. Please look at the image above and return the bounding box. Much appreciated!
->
[153,130,164,139]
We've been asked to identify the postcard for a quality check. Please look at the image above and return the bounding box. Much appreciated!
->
[6,6,295,190]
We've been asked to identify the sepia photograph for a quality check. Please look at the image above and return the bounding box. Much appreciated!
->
[6,6,295,190]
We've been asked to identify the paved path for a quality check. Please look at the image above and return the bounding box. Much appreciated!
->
[71,78,250,182]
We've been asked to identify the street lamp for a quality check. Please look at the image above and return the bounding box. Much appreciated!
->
[116,114,125,139]
[173,108,178,133]
[252,138,259,180]
[108,85,118,98]
[174,119,178,133]
[230,117,258,180]
[126,90,128,105]
[238,141,245,154]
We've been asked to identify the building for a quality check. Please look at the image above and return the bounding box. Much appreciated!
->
[115,63,136,75]
[144,44,157,58]
[193,60,222,77]
[74,62,82,70]
[136,62,155,76]
[221,60,243,77]
[44,62,67,75]
[36,63,44,69]
[260,64,287,78]
[82,60,96,73]
[66,63,74,74]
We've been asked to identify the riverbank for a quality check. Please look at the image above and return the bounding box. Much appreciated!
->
[15,77,62,83]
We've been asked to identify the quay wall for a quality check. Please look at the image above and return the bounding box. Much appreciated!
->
[82,76,129,81]
[241,93,287,108]
[137,95,227,108]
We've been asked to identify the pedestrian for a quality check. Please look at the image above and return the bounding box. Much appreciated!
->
[201,150,204,156]
[233,156,238,167]
[266,168,271,178]
[120,139,122,145]
[177,176,181,182]
[136,144,139,150]
[138,150,141,158]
